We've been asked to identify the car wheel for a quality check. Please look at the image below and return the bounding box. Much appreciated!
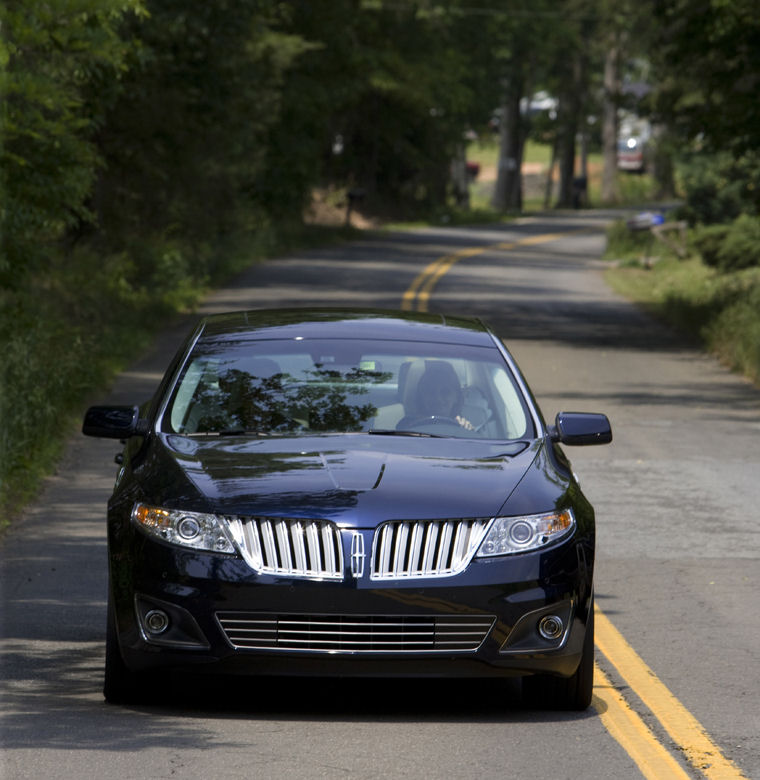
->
[522,603,594,711]
[104,594,160,705]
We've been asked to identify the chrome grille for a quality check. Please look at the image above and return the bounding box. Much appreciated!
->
[371,518,490,579]
[216,613,495,652]
[225,516,343,579]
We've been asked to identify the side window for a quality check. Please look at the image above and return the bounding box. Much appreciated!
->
[170,359,212,432]
[491,366,528,438]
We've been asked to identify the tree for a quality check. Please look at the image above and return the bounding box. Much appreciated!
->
[600,27,623,203]
[481,1,556,212]
[595,0,657,204]
[279,0,475,214]
[0,0,143,287]
[92,0,312,251]
[650,0,760,157]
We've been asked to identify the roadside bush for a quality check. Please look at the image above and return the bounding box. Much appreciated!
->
[703,271,760,385]
[604,219,657,259]
[0,251,159,521]
[0,0,142,289]
[716,214,760,271]
[0,220,349,526]
[694,215,760,271]
[692,224,731,268]
[676,151,760,226]
[606,256,760,387]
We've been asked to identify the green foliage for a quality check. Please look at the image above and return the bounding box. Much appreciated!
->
[616,172,658,205]
[93,0,311,247]
[693,214,760,271]
[675,151,760,226]
[650,0,760,156]
[0,225,284,520]
[606,257,760,386]
[0,252,152,515]
[706,278,760,385]
[648,3,760,226]
[5,0,760,521]
[692,224,731,268]
[715,215,760,271]
[0,0,144,287]
[604,219,651,257]
[268,0,478,216]
[603,217,678,263]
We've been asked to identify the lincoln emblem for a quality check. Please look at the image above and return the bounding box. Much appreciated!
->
[350,532,365,578]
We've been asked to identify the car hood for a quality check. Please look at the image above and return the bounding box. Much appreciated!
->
[147,433,540,527]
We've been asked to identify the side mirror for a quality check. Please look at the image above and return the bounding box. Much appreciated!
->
[549,412,612,446]
[82,405,150,439]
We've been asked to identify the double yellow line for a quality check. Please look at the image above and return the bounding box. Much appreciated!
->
[594,605,746,779]
[401,230,580,312]
[402,241,513,312]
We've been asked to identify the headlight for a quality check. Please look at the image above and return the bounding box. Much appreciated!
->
[476,508,575,557]
[132,503,236,554]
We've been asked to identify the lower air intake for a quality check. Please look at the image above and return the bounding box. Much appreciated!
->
[216,613,496,653]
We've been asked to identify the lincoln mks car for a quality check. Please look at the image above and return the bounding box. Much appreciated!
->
[83,309,611,709]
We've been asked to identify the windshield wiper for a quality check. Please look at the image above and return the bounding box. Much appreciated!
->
[368,429,444,438]
[189,428,270,437]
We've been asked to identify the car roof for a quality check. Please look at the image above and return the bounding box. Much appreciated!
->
[195,309,497,347]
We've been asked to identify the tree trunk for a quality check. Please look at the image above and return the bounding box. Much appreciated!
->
[450,144,470,209]
[543,138,558,210]
[556,52,584,208]
[556,96,577,208]
[601,35,621,204]
[492,83,524,212]
[652,124,676,199]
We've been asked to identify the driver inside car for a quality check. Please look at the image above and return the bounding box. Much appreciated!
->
[398,360,474,431]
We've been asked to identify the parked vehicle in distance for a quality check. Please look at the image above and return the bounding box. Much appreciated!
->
[617,135,648,173]
[83,309,612,709]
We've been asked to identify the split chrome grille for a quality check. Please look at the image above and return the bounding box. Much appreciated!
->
[225,516,343,579]
[371,518,490,579]
[216,613,496,653]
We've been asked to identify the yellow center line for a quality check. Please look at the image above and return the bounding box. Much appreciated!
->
[401,247,486,311]
[516,231,570,246]
[592,664,693,780]
[595,605,747,780]
[401,229,589,312]
[417,247,486,310]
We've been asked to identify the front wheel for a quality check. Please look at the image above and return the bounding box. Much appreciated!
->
[522,603,595,711]
[104,595,161,704]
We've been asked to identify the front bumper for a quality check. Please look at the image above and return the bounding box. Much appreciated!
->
[110,526,593,680]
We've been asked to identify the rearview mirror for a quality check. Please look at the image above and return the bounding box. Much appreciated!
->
[82,406,149,439]
[549,412,612,446]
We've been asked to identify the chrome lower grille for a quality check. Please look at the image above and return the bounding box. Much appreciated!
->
[216,613,496,652]
[371,518,490,579]
[224,516,343,579]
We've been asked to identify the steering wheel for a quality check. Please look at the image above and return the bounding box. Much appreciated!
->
[404,415,462,428]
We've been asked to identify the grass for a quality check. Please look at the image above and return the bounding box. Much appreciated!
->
[604,221,760,386]
[467,137,558,169]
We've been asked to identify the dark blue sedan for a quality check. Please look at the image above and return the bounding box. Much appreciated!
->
[83,309,611,709]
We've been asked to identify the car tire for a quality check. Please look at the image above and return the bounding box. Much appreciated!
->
[104,594,159,705]
[522,602,594,711]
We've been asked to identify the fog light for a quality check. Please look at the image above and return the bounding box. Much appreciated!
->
[144,609,170,635]
[538,615,564,641]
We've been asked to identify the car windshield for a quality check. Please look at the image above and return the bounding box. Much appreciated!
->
[163,337,533,440]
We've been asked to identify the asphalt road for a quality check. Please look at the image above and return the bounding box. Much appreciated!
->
[2,211,758,779]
